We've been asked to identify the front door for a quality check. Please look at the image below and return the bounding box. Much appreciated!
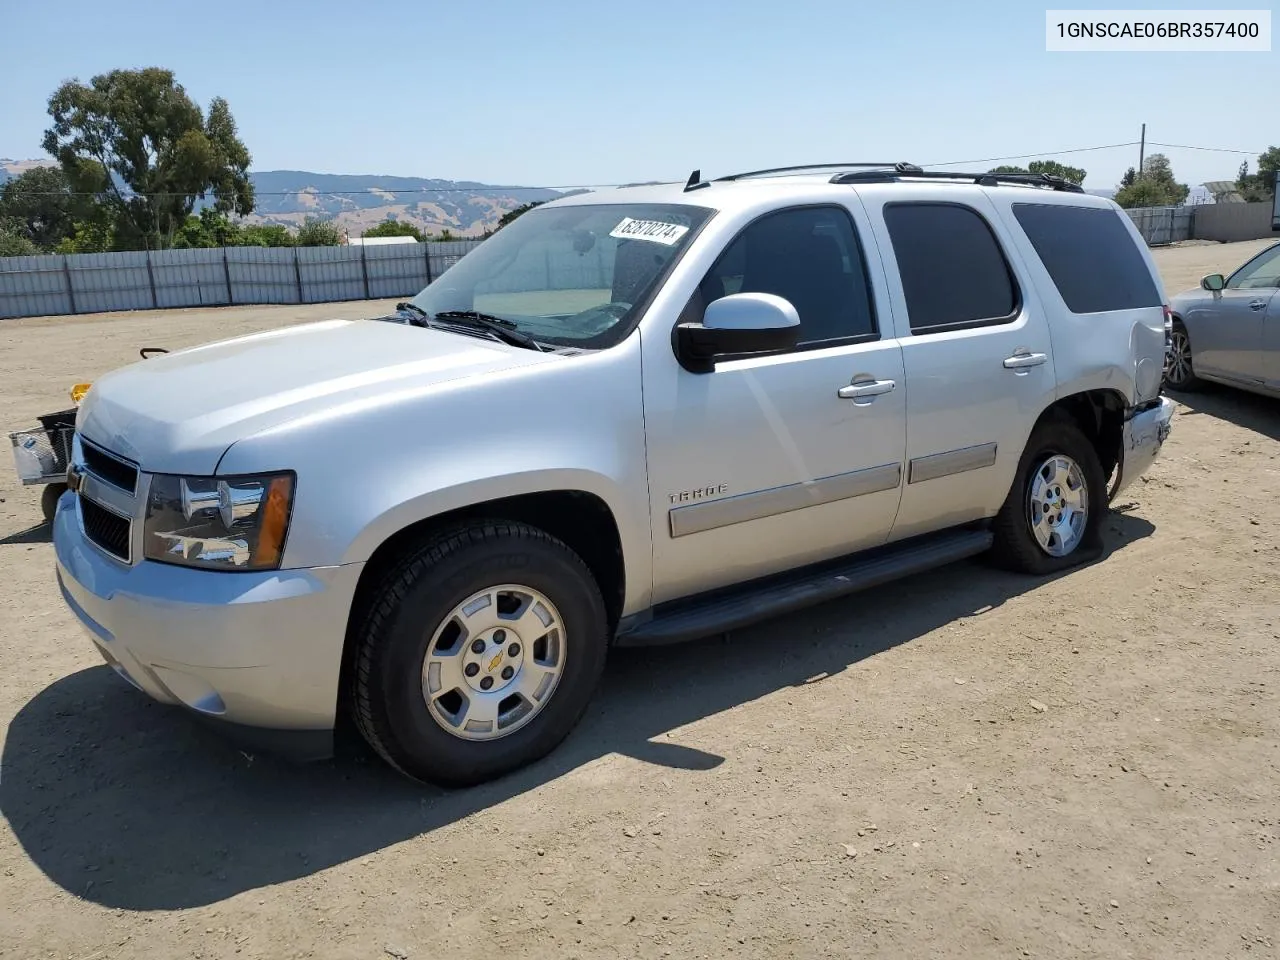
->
[1198,244,1280,383]
[641,202,907,604]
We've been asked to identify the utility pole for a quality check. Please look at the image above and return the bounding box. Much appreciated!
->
[1138,123,1146,177]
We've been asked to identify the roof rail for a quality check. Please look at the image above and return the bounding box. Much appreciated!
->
[829,168,1086,193]
[712,161,913,182]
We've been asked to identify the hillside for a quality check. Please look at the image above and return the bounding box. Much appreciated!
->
[1,160,565,236]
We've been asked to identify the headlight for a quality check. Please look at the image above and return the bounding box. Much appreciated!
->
[144,472,295,571]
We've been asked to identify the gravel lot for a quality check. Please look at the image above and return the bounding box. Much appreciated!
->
[1,238,1278,960]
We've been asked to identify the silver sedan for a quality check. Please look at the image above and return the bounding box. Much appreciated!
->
[1166,240,1280,398]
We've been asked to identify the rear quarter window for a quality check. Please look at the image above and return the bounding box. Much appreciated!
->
[1011,202,1162,313]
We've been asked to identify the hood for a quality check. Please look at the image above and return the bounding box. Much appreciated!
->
[76,319,559,475]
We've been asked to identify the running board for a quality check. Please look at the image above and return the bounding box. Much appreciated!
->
[615,527,994,647]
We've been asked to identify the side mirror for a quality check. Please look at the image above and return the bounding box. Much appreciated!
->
[675,292,800,373]
[1201,273,1225,292]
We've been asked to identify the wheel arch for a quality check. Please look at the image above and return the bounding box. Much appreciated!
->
[336,488,628,728]
[1034,388,1129,480]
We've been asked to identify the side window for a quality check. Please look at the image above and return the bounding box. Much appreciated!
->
[883,202,1018,334]
[701,206,877,345]
[1226,244,1280,290]
[1011,202,1162,312]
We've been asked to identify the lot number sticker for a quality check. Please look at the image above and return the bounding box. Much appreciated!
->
[609,217,690,245]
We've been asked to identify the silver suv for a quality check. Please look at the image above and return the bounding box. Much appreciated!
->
[53,162,1175,786]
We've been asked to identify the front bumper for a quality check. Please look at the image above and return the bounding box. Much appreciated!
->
[1113,395,1176,499]
[53,490,364,760]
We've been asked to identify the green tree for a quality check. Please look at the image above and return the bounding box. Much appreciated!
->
[0,219,40,257]
[172,208,243,248]
[1236,147,1278,201]
[496,201,543,229]
[363,218,424,241]
[239,224,295,247]
[1114,153,1189,208]
[434,228,458,242]
[1120,167,1138,188]
[0,166,81,249]
[42,67,254,250]
[986,161,1085,184]
[296,216,342,246]
[1028,160,1086,185]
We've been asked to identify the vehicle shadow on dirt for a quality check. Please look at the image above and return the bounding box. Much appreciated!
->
[0,523,53,546]
[1,513,1154,911]
[1169,384,1279,442]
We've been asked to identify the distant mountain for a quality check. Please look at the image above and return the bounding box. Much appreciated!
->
[0,158,55,185]
[243,171,567,237]
[0,160,567,236]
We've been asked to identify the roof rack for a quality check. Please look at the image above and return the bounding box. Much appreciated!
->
[829,168,1085,194]
[711,161,910,183]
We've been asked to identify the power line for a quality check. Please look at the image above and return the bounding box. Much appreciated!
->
[924,142,1139,167]
[1146,141,1262,155]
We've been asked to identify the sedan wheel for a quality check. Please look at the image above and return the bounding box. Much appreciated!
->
[1164,327,1200,390]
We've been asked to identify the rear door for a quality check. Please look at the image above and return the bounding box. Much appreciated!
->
[854,187,1058,542]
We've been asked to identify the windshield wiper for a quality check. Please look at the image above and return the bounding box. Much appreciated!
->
[431,310,550,352]
[395,301,430,322]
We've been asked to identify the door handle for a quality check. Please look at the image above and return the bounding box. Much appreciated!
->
[1249,300,1267,311]
[1003,351,1048,370]
[838,379,896,400]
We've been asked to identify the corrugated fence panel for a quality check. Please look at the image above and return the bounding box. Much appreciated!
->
[428,241,482,282]
[69,251,153,313]
[227,246,299,304]
[151,247,232,308]
[1124,206,1194,246]
[297,245,365,304]
[365,243,431,299]
[0,238,487,319]
[0,254,72,319]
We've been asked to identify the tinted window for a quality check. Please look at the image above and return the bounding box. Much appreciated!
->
[1012,202,1162,312]
[884,203,1018,333]
[701,206,877,344]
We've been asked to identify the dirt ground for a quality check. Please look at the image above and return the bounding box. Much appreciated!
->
[1,238,1278,960]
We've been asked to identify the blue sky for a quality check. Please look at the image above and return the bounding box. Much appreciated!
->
[1,0,1274,192]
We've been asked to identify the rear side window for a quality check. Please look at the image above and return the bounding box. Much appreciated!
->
[1011,202,1162,313]
[883,203,1018,333]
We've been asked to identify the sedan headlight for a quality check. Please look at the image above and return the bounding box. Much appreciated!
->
[144,472,295,571]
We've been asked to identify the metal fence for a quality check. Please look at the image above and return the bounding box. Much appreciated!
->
[1190,202,1277,243]
[1124,206,1195,246]
[0,240,484,320]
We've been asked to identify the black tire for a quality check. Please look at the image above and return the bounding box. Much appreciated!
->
[990,416,1107,575]
[351,519,609,787]
[41,483,67,524]
[1164,322,1202,392]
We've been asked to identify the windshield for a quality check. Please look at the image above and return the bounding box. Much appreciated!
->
[408,202,714,348]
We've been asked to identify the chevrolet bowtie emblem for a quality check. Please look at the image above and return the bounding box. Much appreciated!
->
[486,653,503,674]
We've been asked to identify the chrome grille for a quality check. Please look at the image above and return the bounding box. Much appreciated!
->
[81,438,138,493]
[80,497,131,562]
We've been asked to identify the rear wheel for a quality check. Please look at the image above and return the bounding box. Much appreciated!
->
[1164,323,1202,392]
[991,418,1107,575]
[351,520,609,786]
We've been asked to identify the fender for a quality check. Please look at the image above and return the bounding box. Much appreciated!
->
[215,336,654,614]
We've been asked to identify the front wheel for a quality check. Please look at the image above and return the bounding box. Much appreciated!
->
[351,520,609,787]
[990,417,1107,575]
